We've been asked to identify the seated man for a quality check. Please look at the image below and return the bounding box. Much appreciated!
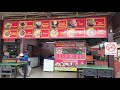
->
[17,53,32,77]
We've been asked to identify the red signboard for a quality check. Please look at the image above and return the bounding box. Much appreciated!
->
[3,21,18,30]
[41,29,50,38]
[18,21,34,38]
[67,28,85,38]
[34,20,50,29]
[19,21,34,29]
[85,27,107,38]
[4,39,15,42]
[2,17,107,39]
[67,18,85,28]
[55,54,86,60]
[50,19,67,29]
[50,29,67,38]
[86,17,106,27]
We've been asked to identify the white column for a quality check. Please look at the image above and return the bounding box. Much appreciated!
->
[20,39,24,53]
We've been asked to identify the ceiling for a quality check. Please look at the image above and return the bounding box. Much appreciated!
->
[0,12,116,20]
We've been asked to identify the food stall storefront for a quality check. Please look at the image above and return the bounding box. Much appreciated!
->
[1,16,114,77]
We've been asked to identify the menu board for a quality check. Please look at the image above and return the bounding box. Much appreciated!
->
[54,42,86,71]
[3,21,18,38]
[86,17,107,38]
[18,21,34,38]
[2,16,107,39]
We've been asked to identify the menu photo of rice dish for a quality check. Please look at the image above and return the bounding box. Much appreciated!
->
[4,30,11,38]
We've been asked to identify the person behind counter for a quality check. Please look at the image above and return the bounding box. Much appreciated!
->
[17,53,32,77]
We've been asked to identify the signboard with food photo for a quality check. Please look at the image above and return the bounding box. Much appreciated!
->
[85,17,107,38]
[3,21,19,39]
[41,29,50,38]
[34,20,50,29]
[18,21,34,38]
[50,19,67,29]
[67,28,85,38]
[2,16,107,39]
[67,18,86,28]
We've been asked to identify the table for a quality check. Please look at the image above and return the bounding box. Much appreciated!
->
[77,65,114,78]
[0,62,27,78]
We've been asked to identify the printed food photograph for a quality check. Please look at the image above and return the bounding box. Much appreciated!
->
[67,29,76,37]
[4,30,11,38]
[68,19,78,28]
[4,22,12,29]
[56,47,62,54]
[34,29,41,37]
[18,29,26,37]
[19,21,27,29]
[35,21,42,29]
[87,18,96,27]
[51,20,59,28]
[55,62,61,67]
[86,27,96,37]
[50,28,58,38]
[60,62,65,67]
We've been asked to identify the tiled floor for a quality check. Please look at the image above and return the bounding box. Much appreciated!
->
[17,67,77,78]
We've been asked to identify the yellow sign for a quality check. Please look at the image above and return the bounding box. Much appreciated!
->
[71,68,77,71]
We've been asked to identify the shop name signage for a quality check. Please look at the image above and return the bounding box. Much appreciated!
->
[55,43,76,47]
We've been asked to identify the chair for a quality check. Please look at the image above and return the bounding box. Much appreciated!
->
[0,65,13,78]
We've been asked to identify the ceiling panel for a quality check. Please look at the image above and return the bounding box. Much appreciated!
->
[0,12,115,20]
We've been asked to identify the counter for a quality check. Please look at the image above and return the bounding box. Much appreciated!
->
[29,57,39,68]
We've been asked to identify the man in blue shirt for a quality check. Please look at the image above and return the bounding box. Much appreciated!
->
[18,53,31,77]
